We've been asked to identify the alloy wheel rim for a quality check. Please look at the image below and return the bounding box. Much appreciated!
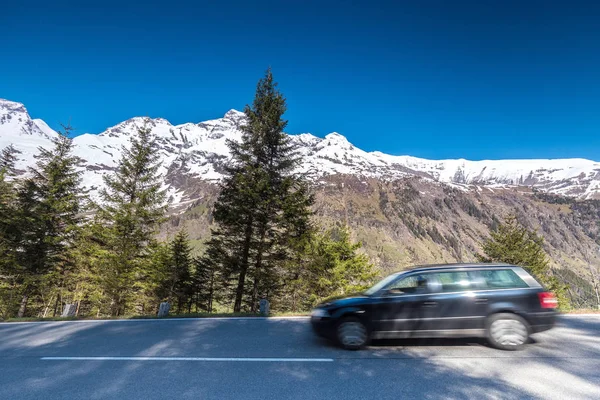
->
[339,321,367,347]
[490,319,528,346]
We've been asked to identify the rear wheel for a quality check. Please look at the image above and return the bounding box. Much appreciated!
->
[486,313,529,351]
[337,317,369,350]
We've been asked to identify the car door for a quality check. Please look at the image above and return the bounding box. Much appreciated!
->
[370,273,434,339]
[422,270,489,335]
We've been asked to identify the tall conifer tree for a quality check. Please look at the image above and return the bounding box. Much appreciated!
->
[97,122,168,315]
[478,214,569,308]
[201,69,314,312]
[14,127,84,316]
[168,229,193,312]
[0,145,22,317]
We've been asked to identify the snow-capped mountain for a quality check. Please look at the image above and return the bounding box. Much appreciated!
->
[1,98,599,207]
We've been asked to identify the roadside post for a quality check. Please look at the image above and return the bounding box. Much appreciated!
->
[158,302,171,318]
[259,299,270,316]
[61,304,76,317]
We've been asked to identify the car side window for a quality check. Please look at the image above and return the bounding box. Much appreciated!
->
[431,271,479,293]
[386,274,429,294]
[479,269,529,289]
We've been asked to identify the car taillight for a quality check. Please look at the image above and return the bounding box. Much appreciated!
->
[538,292,558,309]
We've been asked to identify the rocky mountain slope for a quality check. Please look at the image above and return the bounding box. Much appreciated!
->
[1,98,600,208]
[166,175,600,308]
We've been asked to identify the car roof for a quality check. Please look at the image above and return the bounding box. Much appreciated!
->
[406,262,517,273]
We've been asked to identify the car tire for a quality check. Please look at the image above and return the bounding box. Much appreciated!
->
[337,317,369,350]
[486,313,530,351]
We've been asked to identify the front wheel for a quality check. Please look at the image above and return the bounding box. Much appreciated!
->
[486,313,530,351]
[337,317,369,350]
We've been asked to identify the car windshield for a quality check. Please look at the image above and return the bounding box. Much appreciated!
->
[364,272,403,295]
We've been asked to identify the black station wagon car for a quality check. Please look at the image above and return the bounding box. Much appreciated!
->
[311,263,558,350]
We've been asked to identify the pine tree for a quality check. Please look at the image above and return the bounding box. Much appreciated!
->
[140,241,172,314]
[0,145,22,318]
[478,214,569,308]
[168,229,193,313]
[0,145,20,176]
[97,122,168,316]
[33,126,85,316]
[11,179,44,317]
[280,226,376,311]
[0,145,21,259]
[201,69,314,312]
[193,251,220,313]
[61,221,106,318]
[137,233,194,316]
[203,171,259,312]
[12,127,85,317]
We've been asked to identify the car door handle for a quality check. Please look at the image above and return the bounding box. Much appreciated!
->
[475,298,488,304]
[422,301,437,307]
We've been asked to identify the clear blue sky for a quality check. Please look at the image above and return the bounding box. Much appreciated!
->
[1,0,599,160]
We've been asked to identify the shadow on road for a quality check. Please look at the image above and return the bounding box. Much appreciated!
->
[371,336,489,347]
[0,316,598,399]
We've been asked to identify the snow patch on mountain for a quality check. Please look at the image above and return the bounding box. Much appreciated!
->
[1,98,599,207]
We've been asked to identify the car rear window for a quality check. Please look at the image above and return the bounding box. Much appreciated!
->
[479,269,529,289]
[432,271,480,292]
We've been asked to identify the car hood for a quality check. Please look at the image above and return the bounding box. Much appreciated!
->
[319,294,370,309]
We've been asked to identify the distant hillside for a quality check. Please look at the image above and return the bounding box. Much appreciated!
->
[165,175,600,309]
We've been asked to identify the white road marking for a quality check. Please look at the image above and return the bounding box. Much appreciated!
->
[41,356,333,362]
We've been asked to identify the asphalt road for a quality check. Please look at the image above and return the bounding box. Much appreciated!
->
[0,315,598,400]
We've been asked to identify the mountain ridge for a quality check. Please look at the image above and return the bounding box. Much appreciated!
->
[1,98,599,207]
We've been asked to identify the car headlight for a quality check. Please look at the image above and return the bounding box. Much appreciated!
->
[311,308,329,318]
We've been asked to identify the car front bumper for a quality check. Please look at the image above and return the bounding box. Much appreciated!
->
[310,315,336,340]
